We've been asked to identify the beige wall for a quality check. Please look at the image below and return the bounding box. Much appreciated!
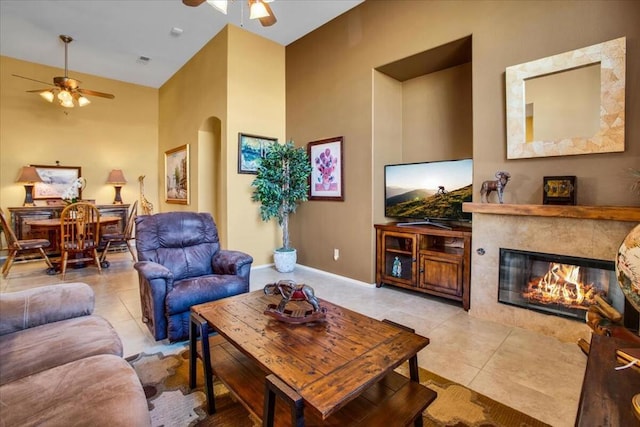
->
[286,0,640,284]
[0,56,158,210]
[158,25,285,262]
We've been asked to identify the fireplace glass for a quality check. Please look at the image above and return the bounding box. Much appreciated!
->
[498,248,621,322]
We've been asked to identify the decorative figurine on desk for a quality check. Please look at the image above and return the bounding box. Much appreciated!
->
[480,171,511,204]
[392,256,402,278]
[263,280,326,324]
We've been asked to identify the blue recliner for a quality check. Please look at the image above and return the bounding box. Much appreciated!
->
[134,212,253,342]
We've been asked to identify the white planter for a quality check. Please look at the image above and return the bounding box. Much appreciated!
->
[273,248,297,273]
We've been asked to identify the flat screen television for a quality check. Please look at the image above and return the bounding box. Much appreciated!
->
[384,159,473,228]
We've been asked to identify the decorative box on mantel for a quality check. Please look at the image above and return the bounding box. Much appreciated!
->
[462,203,639,343]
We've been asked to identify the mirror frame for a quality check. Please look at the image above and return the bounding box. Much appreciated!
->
[506,37,625,159]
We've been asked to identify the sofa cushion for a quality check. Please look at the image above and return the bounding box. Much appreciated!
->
[0,315,122,386]
[0,282,94,336]
[0,354,151,427]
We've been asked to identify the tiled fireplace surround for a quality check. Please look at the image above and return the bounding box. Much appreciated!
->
[466,204,638,343]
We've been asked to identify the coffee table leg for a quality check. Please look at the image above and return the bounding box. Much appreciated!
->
[264,374,304,427]
[189,312,216,415]
[383,319,424,427]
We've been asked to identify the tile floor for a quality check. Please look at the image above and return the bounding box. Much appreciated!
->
[0,252,587,427]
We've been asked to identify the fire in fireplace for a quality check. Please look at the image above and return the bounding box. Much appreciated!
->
[498,249,622,321]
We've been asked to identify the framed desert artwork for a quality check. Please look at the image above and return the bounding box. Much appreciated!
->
[165,144,190,204]
[31,164,82,200]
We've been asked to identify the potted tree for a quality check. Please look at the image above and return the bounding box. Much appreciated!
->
[251,140,312,272]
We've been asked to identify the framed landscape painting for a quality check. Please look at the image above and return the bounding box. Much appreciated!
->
[165,144,190,205]
[238,133,277,174]
[308,136,344,201]
[31,164,82,200]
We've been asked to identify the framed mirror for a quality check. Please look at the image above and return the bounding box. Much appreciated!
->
[506,37,625,159]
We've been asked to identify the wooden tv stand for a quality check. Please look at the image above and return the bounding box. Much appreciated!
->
[375,222,472,310]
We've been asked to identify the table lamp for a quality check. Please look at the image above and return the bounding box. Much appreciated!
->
[106,169,127,204]
[16,166,43,206]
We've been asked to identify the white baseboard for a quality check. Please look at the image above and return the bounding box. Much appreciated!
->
[251,263,374,287]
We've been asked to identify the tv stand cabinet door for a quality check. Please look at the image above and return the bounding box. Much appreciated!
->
[418,253,463,299]
[376,229,417,287]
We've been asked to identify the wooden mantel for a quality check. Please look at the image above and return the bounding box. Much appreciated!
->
[462,203,640,222]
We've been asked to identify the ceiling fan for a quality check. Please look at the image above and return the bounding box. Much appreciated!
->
[183,0,277,27]
[12,34,115,108]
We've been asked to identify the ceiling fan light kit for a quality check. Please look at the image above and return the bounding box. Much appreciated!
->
[206,0,228,14]
[185,0,277,27]
[13,34,114,108]
[249,0,269,19]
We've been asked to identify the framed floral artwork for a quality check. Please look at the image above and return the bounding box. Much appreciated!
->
[238,133,277,174]
[308,136,344,201]
[165,144,190,204]
[31,164,82,200]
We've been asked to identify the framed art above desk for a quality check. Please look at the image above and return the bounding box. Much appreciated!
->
[31,165,82,200]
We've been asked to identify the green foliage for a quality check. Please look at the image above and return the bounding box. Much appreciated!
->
[251,141,312,250]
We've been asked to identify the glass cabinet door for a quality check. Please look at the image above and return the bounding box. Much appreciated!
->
[381,231,416,285]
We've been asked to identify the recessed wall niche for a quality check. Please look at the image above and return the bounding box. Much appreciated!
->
[372,36,473,224]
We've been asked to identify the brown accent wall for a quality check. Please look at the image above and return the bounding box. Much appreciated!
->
[286,0,640,284]
[0,56,158,209]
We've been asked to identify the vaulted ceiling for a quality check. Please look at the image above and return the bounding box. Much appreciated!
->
[0,0,364,88]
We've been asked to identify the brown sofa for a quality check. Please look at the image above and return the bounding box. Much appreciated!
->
[0,282,151,426]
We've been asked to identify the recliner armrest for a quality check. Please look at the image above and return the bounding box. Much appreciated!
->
[212,250,254,276]
[134,261,173,281]
[0,282,94,336]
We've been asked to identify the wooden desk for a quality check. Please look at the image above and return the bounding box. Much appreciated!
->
[190,290,436,425]
[576,334,640,426]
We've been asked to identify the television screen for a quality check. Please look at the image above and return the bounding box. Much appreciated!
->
[384,159,473,223]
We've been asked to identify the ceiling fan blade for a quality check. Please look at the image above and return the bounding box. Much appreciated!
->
[12,74,54,86]
[258,2,277,27]
[182,0,206,6]
[78,88,115,99]
[26,89,52,93]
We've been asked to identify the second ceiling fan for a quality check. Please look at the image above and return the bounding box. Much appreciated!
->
[183,0,277,27]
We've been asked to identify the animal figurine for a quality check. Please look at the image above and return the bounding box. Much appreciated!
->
[480,171,511,203]
[138,175,154,215]
[264,280,321,313]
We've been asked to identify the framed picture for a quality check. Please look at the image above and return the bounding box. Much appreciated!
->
[238,133,277,174]
[308,136,344,201]
[31,164,82,200]
[165,144,190,205]
[543,176,577,205]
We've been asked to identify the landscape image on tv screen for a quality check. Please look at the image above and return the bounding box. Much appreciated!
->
[385,159,473,222]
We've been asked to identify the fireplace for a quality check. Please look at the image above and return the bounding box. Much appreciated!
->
[498,249,622,322]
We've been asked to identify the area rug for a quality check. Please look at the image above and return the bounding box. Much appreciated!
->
[127,349,549,427]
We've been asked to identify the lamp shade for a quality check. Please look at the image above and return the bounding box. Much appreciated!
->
[107,169,127,185]
[206,0,227,14]
[16,166,43,183]
[249,0,269,19]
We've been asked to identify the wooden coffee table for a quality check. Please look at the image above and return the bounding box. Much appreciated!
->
[189,290,436,426]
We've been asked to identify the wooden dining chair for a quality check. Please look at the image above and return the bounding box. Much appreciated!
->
[0,207,54,278]
[59,202,102,280]
[99,200,138,267]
